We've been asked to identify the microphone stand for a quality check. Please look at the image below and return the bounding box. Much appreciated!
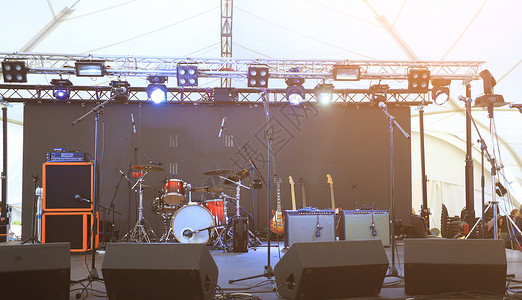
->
[378,103,410,277]
[71,91,119,298]
[22,175,41,244]
[229,89,274,283]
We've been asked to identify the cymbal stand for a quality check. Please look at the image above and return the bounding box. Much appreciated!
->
[122,171,156,242]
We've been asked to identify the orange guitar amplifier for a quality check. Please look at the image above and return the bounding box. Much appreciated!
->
[42,212,99,252]
[43,162,93,212]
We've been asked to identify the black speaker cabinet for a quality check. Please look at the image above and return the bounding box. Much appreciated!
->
[102,243,219,300]
[43,162,93,211]
[284,210,336,248]
[232,217,248,252]
[274,240,389,299]
[404,239,507,295]
[42,212,98,252]
[340,210,390,246]
[0,242,70,300]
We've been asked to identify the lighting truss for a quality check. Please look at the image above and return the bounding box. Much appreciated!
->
[0,84,430,105]
[0,52,484,82]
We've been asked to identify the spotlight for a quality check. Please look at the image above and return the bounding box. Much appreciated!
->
[147,76,168,104]
[177,64,198,87]
[431,78,451,105]
[286,85,305,105]
[479,69,496,95]
[314,83,334,104]
[408,68,430,92]
[75,60,105,77]
[247,65,269,88]
[474,94,506,108]
[110,80,130,103]
[370,84,389,104]
[2,61,28,82]
[333,65,360,81]
[51,79,72,100]
[285,68,305,105]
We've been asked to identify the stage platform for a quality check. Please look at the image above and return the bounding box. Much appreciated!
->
[63,240,522,300]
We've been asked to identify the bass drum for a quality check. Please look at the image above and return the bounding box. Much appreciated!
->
[171,204,215,244]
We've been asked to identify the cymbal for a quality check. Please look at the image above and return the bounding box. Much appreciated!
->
[131,165,165,172]
[203,169,233,176]
[140,184,154,189]
[224,169,250,184]
[191,186,225,193]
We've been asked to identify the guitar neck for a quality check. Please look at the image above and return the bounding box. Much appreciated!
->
[289,176,296,210]
[275,177,282,212]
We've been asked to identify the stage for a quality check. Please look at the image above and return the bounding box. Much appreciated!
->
[63,240,522,300]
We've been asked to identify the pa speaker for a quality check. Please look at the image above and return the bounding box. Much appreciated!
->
[43,162,93,211]
[0,242,70,300]
[102,243,218,300]
[274,240,389,299]
[404,239,507,295]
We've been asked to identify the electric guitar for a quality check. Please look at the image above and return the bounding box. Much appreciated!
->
[289,176,296,210]
[270,176,284,234]
[299,177,307,208]
[327,174,336,211]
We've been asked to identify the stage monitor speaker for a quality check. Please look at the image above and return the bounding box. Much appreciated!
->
[274,240,389,299]
[43,162,93,211]
[42,212,98,252]
[102,243,218,300]
[284,210,336,248]
[0,242,70,300]
[340,210,390,246]
[404,239,507,295]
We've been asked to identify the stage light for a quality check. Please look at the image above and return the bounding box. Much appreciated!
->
[2,61,28,82]
[75,60,105,77]
[110,80,130,103]
[51,79,72,100]
[147,76,168,104]
[479,69,496,95]
[285,67,305,105]
[333,65,360,81]
[247,65,269,88]
[370,84,389,104]
[177,64,198,87]
[431,78,451,105]
[474,94,506,108]
[314,83,334,104]
[408,68,430,92]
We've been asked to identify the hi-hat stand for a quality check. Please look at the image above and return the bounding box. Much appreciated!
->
[377,102,410,277]
[120,172,156,242]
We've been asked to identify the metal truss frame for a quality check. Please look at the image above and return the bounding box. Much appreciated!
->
[0,84,427,105]
[0,52,484,104]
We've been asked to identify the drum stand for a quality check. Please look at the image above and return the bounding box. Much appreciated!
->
[121,172,156,242]
[159,212,175,242]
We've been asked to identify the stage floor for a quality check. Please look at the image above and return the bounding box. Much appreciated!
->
[65,240,522,300]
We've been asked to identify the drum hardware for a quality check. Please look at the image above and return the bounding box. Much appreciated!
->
[131,164,165,172]
[203,169,234,176]
[120,171,156,243]
[191,186,225,193]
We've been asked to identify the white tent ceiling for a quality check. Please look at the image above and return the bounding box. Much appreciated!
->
[1,0,521,211]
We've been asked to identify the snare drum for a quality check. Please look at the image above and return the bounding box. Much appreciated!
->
[162,179,186,205]
[204,199,226,225]
[171,204,214,244]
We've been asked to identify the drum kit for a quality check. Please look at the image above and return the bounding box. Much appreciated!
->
[123,164,258,249]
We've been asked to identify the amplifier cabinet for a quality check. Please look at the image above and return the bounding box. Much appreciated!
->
[42,212,99,252]
[284,210,336,248]
[43,162,93,211]
[340,210,390,246]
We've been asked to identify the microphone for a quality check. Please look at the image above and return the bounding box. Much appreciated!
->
[131,113,136,134]
[182,228,194,239]
[75,194,90,203]
[378,102,387,109]
[370,224,377,236]
[218,117,226,138]
[509,103,522,109]
[458,95,472,102]
[117,169,130,181]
